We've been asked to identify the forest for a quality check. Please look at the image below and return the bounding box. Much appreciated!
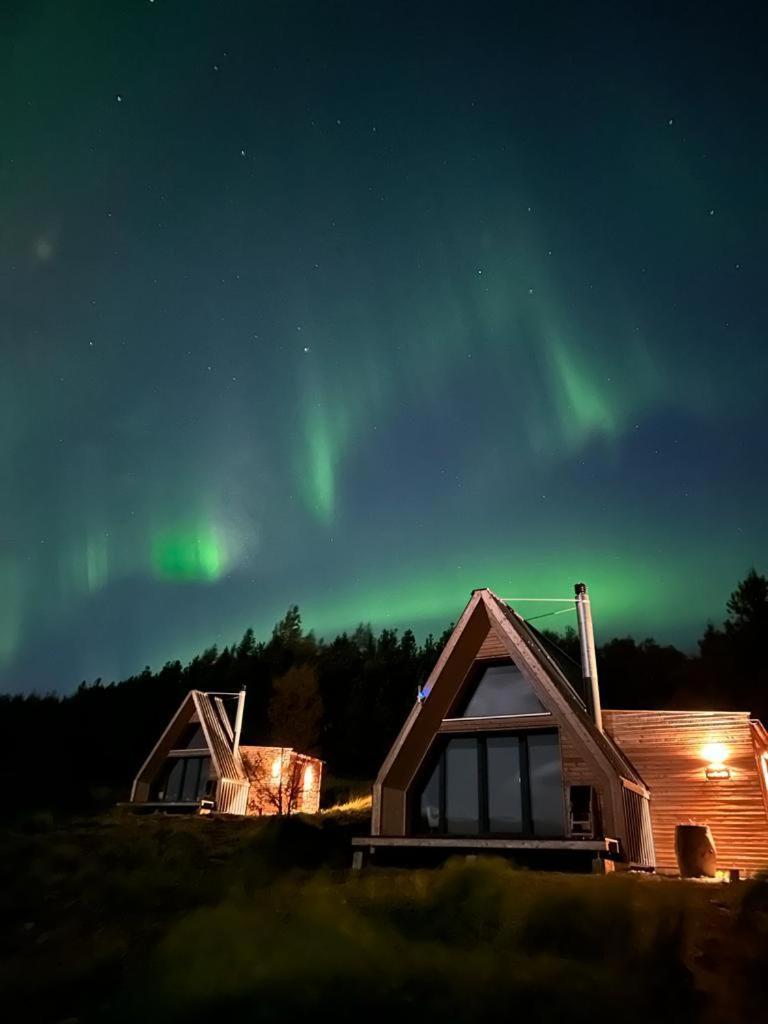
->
[0,570,765,819]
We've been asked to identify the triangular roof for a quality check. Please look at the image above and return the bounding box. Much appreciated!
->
[133,690,246,791]
[486,591,644,784]
[374,589,645,819]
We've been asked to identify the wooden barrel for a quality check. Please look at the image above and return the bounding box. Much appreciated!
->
[675,824,716,878]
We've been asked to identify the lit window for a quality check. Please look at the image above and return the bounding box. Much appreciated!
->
[303,765,314,790]
[271,754,282,780]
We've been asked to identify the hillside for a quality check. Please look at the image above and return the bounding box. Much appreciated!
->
[1,809,766,1023]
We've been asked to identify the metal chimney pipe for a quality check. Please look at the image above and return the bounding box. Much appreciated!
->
[574,583,603,732]
[233,685,246,752]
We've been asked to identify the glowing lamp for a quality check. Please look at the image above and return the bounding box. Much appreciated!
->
[701,743,729,766]
[701,742,730,780]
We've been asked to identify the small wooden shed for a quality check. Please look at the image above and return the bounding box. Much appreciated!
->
[354,587,768,875]
[130,689,322,817]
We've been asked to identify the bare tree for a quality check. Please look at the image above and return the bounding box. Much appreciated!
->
[241,747,306,816]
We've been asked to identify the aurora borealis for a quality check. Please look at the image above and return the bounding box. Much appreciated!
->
[2,2,767,692]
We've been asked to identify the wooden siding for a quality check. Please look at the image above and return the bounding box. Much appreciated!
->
[603,710,768,875]
[216,777,249,816]
[621,785,656,869]
[559,729,623,844]
[476,628,508,660]
[560,729,604,788]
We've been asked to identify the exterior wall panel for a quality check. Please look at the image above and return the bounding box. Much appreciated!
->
[604,710,768,875]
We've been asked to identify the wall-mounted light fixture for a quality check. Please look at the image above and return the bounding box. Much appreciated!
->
[701,742,731,780]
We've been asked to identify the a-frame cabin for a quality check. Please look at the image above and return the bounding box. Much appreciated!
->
[130,688,323,817]
[355,586,768,874]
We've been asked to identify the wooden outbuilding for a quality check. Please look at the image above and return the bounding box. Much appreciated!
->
[129,688,322,817]
[354,587,768,875]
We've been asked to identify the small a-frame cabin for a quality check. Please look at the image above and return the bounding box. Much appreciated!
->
[130,689,322,817]
[354,586,768,875]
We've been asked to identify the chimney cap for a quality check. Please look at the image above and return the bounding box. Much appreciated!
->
[574,582,588,595]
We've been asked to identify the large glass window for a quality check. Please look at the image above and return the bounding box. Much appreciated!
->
[181,757,202,801]
[163,759,184,801]
[445,738,479,833]
[528,733,565,836]
[460,664,546,718]
[154,756,212,802]
[413,731,562,837]
[418,761,441,833]
[487,736,523,832]
[174,722,208,750]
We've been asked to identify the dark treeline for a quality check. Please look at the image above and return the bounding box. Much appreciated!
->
[0,571,765,818]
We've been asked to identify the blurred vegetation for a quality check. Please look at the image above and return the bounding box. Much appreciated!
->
[1,812,766,1024]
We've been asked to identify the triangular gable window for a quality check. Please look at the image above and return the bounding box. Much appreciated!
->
[174,722,208,750]
[460,663,546,718]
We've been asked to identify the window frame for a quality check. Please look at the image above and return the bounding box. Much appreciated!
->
[412,728,564,839]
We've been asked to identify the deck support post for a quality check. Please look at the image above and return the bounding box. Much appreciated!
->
[592,855,615,874]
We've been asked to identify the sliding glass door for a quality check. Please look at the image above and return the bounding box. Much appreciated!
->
[416,731,563,837]
[152,756,212,802]
[486,736,523,832]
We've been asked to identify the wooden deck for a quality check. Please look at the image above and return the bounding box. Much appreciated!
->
[352,836,620,853]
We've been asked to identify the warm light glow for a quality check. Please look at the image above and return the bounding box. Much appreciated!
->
[761,753,768,790]
[303,764,314,790]
[271,754,282,780]
[701,743,729,765]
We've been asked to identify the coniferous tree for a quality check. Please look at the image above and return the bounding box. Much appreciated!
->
[268,664,323,754]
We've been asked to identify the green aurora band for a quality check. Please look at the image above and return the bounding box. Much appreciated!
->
[1,3,766,689]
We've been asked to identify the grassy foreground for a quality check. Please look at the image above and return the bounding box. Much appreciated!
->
[1,808,766,1023]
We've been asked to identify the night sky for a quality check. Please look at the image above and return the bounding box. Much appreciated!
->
[3,2,767,693]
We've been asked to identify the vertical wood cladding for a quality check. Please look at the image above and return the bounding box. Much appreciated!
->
[603,710,768,875]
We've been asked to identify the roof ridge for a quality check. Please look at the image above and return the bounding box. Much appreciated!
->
[483,589,647,789]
